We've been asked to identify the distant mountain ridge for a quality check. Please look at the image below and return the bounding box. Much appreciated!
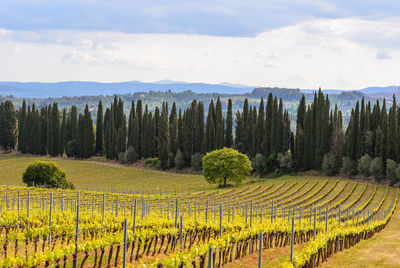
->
[0,80,398,98]
[0,80,254,98]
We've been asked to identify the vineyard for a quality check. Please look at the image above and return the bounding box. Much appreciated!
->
[0,178,398,268]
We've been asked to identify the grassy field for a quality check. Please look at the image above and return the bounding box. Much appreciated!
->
[0,153,213,193]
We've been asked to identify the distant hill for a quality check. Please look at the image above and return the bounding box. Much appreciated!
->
[0,81,254,98]
[360,86,399,94]
[0,80,397,99]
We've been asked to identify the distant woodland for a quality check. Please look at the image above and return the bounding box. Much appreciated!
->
[1,87,372,124]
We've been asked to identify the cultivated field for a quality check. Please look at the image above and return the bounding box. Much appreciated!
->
[0,154,398,267]
[0,154,211,193]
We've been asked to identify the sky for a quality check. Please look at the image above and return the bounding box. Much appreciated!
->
[0,0,399,89]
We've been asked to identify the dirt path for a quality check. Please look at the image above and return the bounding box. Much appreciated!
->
[320,204,400,268]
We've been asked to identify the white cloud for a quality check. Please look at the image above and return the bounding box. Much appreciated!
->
[376,50,391,60]
[0,17,399,89]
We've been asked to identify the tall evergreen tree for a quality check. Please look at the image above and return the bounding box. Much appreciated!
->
[178,109,184,153]
[49,103,61,157]
[205,101,216,151]
[0,101,17,151]
[388,95,397,161]
[136,100,143,157]
[215,97,224,149]
[380,100,388,163]
[264,94,273,156]
[169,102,178,156]
[159,102,169,169]
[295,95,306,169]
[255,98,264,153]
[18,100,27,153]
[195,102,205,153]
[225,99,233,147]
[60,109,66,155]
[96,100,104,155]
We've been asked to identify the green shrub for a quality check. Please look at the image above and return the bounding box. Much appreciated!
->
[277,151,293,171]
[118,152,127,164]
[254,153,266,176]
[273,168,285,178]
[175,151,185,170]
[190,153,203,170]
[322,153,337,176]
[265,153,279,174]
[369,157,384,181]
[144,157,159,167]
[386,159,397,183]
[357,154,371,177]
[22,161,75,189]
[125,146,138,164]
[341,156,357,176]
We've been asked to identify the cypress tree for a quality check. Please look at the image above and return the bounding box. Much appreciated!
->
[169,102,178,156]
[215,97,224,149]
[0,101,16,151]
[104,107,117,160]
[159,102,169,169]
[83,104,94,158]
[304,105,313,169]
[186,101,197,157]
[359,98,366,156]
[49,103,61,157]
[295,95,306,169]
[178,109,184,153]
[205,101,216,151]
[136,100,143,157]
[148,110,155,157]
[315,89,328,169]
[115,98,126,154]
[352,101,360,160]
[225,99,233,147]
[70,105,78,141]
[32,106,40,155]
[154,106,160,155]
[380,100,388,162]
[264,93,273,156]
[142,105,150,157]
[387,95,397,161]
[276,98,284,154]
[18,100,27,153]
[127,101,135,148]
[96,100,104,155]
[282,110,290,152]
[117,115,127,155]
[104,109,110,159]
[270,96,278,154]
[234,111,242,145]
[241,99,249,151]
[255,98,264,153]
[248,106,255,155]
[251,106,257,155]
[60,109,66,155]
[195,102,205,152]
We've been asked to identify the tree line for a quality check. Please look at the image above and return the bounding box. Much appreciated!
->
[1,89,400,186]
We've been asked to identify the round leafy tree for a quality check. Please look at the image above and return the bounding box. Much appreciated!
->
[202,148,252,187]
[22,161,75,189]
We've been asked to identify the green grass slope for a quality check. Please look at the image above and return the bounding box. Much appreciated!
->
[0,155,209,193]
